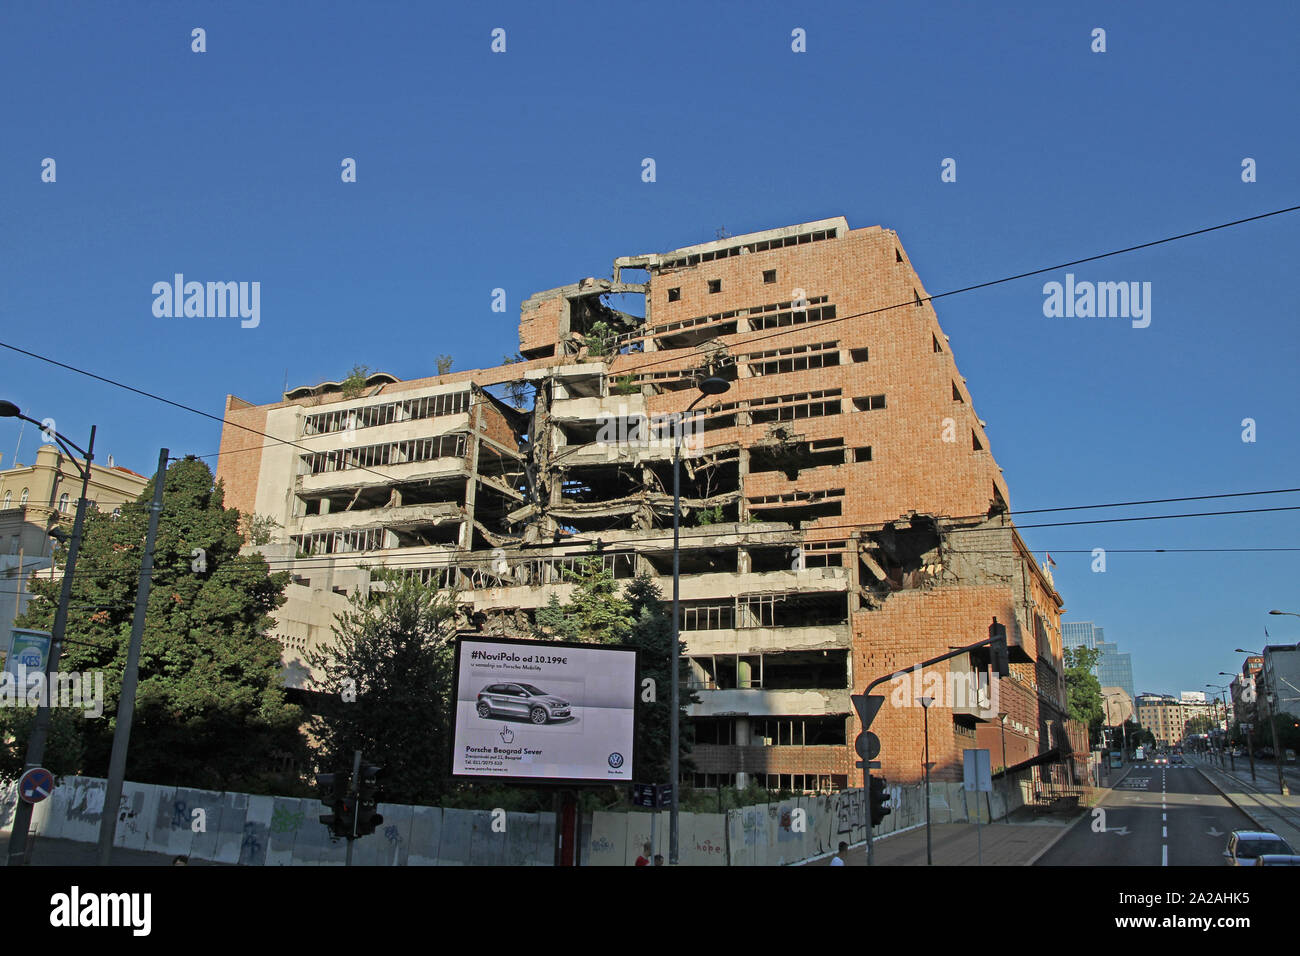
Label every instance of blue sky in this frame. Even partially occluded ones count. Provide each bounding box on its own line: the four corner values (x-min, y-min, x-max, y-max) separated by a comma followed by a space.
2, 1, 1297, 701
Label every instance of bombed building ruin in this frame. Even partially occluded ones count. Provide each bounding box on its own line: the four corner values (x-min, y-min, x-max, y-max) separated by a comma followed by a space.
216, 217, 1074, 790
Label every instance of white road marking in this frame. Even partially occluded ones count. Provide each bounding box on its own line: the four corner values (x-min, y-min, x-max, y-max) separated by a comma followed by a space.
1162, 844, 1168, 866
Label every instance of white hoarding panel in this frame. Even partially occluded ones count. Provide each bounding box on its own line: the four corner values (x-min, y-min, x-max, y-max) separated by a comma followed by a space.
451, 637, 636, 784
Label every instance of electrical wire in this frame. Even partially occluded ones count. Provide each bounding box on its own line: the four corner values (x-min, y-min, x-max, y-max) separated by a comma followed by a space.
6, 204, 1296, 468
13, 495, 1300, 587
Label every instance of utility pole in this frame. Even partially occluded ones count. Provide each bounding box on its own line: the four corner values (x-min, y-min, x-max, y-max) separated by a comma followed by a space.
97, 449, 168, 865
4, 415, 95, 867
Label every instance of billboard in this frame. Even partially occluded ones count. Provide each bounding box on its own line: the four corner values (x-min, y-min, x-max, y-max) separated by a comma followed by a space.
450, 636, 637, 784
4, 629, 52, 678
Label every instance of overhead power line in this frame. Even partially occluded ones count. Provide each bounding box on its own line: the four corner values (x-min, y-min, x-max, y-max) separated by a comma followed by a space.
4, 203, 1296, 471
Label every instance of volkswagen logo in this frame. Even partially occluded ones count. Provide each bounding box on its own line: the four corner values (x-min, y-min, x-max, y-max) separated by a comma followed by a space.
608, 752, 624, 769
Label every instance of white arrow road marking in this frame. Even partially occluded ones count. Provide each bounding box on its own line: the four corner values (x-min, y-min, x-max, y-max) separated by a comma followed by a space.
1208, 827, 1224, 837
1106, 826, 1131, 835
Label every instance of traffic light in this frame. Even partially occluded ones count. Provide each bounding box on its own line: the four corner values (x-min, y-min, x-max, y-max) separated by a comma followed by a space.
354, 765, 384, 837
989, 618, 1010, 679
869, 775, 892, 826
315, 772, 352, 839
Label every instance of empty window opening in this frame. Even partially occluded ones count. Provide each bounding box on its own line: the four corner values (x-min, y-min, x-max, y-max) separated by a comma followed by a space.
300, 433, 467, 475
752, 715, 848, 746
852, 394, 886, 412
853, 446, 873, 463
749, 390, 842, 425
692, 717, 735, 745
668, 287, 681, 302
748, 435, 846, 478
746, 489, 844, 525
914, 289, 923, 307
933, 333, 943, 353
743, 341, 841, 378
850, 348, 869, 363
748, 299, 835, 332
707, 279, 722, 294
303, 391, 472, 437
896, 248, 903, 263
859, 517, 943, 592
680, 601, 736, 631
952, 382, 963, 402
762, 269, 777, 284
799, 539, 846, 569
973, 430, 983, 451
762, 650, 849, 690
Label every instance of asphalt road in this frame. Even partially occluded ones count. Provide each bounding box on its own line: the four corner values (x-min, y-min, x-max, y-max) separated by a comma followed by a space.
1036, 762, 1254, 866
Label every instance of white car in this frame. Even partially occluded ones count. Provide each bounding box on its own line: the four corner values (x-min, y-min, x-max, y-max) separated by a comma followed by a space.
1224, 831, 1296, 866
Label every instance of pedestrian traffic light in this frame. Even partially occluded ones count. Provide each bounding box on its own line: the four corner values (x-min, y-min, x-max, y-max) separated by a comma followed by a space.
869, 775, 892, 826
355, 765, 384, 837
989, 618, 1009, 679
315, 772, 352, 839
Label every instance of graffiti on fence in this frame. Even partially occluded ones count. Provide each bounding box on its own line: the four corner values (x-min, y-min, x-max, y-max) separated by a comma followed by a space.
270, 804, 304, 835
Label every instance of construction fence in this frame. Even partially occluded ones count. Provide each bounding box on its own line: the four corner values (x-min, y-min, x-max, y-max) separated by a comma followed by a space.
1, 768, 1038, 865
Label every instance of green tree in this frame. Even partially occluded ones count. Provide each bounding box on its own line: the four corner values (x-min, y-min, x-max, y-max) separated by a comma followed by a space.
340, 364, 370, 398
624, 573, 697, 784
8, 458, 306, 793
534, 555, 631, 645
1184, 715, 1215, 736
1063, 646, 1104, 744
584, 321, 616, 358
535, 560, 695, 784
307, 570, 458, 805
436, 355, 454, 375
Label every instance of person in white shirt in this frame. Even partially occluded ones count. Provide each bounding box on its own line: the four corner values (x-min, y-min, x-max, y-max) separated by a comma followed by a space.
830, 841, 848, 866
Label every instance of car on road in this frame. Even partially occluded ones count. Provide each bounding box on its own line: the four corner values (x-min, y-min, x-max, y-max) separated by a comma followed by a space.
1224, 831, 1296, 866
1254, 854, 1300, 866
1154, 756, 1168, 766
1170, 754, 1184, 764
475, 682, 572, 724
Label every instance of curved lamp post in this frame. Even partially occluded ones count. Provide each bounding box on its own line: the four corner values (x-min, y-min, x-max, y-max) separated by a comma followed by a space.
669, 376, 730, 864
0, 401, 96, 866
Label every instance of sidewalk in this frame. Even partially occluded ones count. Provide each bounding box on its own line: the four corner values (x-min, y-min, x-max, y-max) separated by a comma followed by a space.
0, 831, 228, 866
1192, 755, 1300, 849
805, 810, 1078, 866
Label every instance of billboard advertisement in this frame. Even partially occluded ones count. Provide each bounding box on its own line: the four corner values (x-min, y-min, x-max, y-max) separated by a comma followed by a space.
3, 628, 52, 678
450, 636, 637, 784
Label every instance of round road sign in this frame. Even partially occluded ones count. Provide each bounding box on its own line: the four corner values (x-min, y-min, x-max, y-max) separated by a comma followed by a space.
18, 767, 55, 804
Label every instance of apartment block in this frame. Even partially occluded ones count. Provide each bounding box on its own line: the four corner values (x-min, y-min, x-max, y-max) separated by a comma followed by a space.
0, 445, 148, 638
216, 217, 1072, 790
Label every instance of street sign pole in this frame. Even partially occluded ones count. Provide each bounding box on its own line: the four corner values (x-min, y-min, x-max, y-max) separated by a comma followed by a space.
346, 749, 361, 867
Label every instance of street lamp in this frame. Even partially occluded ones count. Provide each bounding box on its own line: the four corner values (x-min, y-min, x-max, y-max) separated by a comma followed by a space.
1206, 683, 1233, 770
918, 696, 934, 865
0, 401, 96, 866
1268, 610, 1300, 618
1221, 670, 1259, 783
1234, 646, 1289, 796
669, 375, 729, 865
997, 711, 1010, 823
